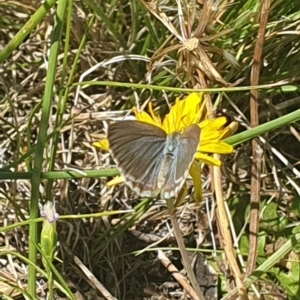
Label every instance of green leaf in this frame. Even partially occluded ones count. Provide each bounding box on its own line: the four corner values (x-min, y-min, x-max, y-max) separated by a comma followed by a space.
260, 202, 288, 233
257, 231, 267, 256
280, 85, 299, 92
271, 250, 300, 299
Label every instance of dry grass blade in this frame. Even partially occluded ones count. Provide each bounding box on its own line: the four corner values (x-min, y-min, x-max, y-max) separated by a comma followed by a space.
213, 157, 248, 300
74, 255, 118, 300
247, 0, 271, 277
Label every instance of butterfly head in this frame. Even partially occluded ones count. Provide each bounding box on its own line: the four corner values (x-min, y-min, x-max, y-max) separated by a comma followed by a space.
165, 132, 181, 154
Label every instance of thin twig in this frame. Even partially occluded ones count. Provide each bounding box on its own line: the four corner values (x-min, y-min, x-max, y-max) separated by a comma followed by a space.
157, 250, 199, 300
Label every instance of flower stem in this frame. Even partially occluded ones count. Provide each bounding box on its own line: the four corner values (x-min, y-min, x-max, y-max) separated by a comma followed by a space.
166, 198, 205, 300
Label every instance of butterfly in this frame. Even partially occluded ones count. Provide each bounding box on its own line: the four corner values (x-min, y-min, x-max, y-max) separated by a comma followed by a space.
107, 120, 200, 199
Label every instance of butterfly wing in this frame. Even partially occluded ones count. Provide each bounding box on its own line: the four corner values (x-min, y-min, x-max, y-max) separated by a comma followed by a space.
107, 120, 167, 197
160, 124, 200, 199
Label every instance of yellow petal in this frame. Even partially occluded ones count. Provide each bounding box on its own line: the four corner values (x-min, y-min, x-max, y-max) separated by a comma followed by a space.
199, 119, 209, 129
199, 117, 227, 131
132, 107, 159, 127
93, 139, 109, 151
201, 130, 222, 141
162, 99, 180, 133
219, 121, 239, 139
180, 93, 203, 120
194, 152, 221, 166
148, 102, 162, 126
210, 117, 227, 129
163, 93, 204, 133
107, 176, 125, 187
200, 141, 233, 154
189, 161, 202, 202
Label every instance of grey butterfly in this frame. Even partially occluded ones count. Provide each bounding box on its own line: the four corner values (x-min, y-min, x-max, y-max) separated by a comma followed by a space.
107, 120, 200, 199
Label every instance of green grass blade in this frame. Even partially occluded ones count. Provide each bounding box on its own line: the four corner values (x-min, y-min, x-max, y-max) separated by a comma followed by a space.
0, 0, 58, 63
225, 109, 300, 146
28, 0, 67, 296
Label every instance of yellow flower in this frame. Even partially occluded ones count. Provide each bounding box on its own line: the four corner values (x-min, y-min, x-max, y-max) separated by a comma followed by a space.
130, 93, 233, 166
94, 93, 236, 200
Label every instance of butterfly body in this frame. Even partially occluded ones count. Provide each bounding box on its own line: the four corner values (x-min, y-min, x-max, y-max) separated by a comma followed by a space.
107, 120, 200, 199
